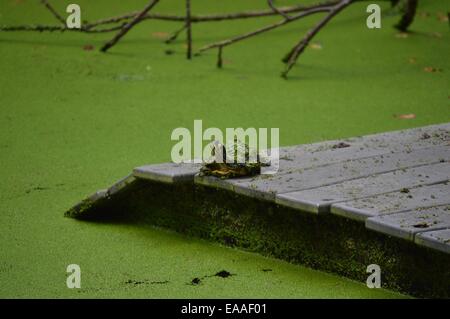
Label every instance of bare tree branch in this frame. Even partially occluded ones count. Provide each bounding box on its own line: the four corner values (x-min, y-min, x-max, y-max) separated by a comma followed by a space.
217, 46, 223, 68
267, 0, 292, 20
85, 2, 339, 28
185, 0, 192, 59
101, 0, 159, 52
196, 6, 332, 54
395, 0, 418, 31
1, 2, 339, 34
41, 0, 66, 25
282, 0, 352, 78
1, 0, 413, 78
165, 24, 186, 44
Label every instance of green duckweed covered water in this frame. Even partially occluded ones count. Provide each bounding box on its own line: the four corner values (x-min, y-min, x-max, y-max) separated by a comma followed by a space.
0, 0, 448, 298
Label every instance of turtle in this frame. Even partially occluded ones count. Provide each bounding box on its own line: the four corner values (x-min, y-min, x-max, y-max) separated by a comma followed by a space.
199, 138, 270, 179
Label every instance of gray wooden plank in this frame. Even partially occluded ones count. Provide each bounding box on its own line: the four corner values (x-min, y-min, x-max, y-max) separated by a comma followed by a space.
331, 182, 450, 222
195, 123, 449, 197
415, 229, 450, 254
275, 122, 449, 173
241, 145, 449, 198
197, 123, 449, 190
196, 145, 450, 201
275, 162, 450, 214
133, 162, 201, 184
365, 205, 450, 242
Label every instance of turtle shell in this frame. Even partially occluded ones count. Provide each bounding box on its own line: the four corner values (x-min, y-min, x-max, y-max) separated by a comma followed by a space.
200, 139, 268, 179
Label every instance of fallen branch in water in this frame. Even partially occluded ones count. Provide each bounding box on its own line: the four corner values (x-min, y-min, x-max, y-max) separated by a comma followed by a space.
41, 0, 66, 25
282, 0, 352, 78
101, 0, 160, 52
196, 1, 343, 77
185, 0, 192, 59
395, 0, 418, 31
0, 1, 338, 34
0, 0, 419, 78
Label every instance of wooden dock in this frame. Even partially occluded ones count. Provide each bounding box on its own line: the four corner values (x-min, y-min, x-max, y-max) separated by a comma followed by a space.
66, 123, 450, 297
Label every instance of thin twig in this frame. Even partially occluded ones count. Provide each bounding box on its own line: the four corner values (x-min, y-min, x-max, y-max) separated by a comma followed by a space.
197, 6, 332, 54
281, 44, 296, 63
165, 24, 186, 44
186, 0, 192, 59
282, 0, 352, 78
101, 0, 159, 52
267, 0, 292, 20
217, 46, 223, 68
41, 0, 66, 25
